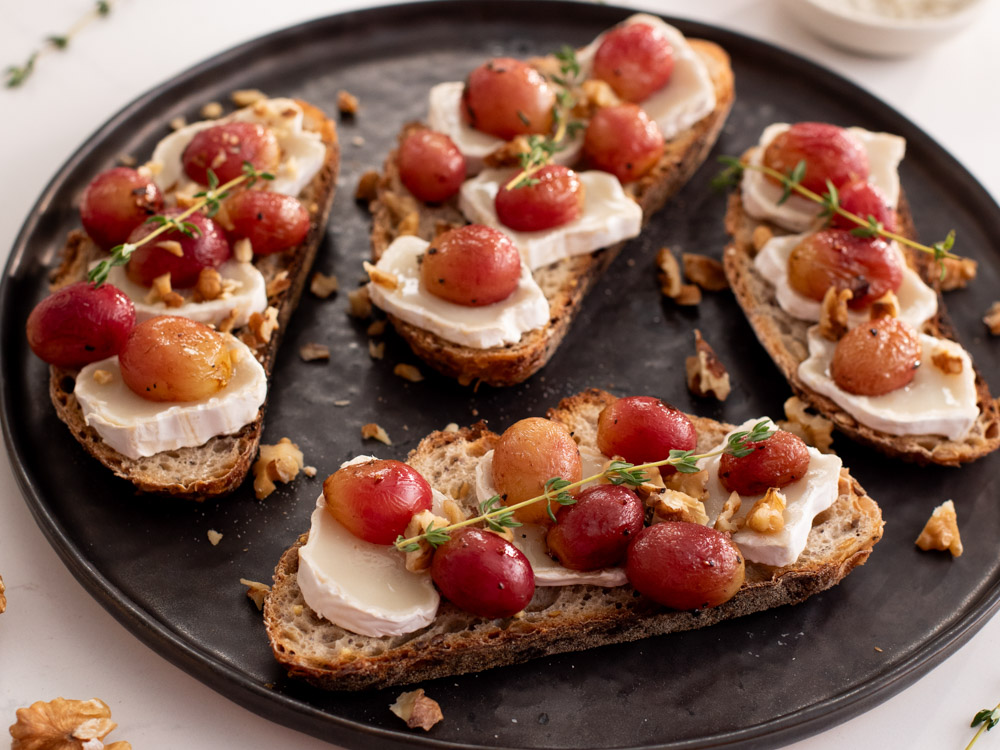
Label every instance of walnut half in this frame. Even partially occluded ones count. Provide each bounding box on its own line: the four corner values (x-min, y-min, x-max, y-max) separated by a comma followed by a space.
252, 438, 305, 499
10, 698, 131, 750
685, 330, 731, 401
389, 689, 443, 731
915, 499, 963, 557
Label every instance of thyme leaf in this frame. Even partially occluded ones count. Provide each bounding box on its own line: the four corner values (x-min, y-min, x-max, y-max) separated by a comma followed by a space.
966, 702, 1000, 750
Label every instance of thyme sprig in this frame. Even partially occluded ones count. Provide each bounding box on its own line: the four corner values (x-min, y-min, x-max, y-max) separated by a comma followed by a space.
504, 46, 586, 191
393, 420, 776, 552
87, 162, 273, 287
967, 703, 1000, 750
6, 1, 114, 88
714, 156, 961, 273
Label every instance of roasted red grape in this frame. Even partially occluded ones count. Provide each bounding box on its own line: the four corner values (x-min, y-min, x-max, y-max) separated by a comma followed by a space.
494, 165, 584, 232
461, 58, 555, 140
80, 167, 164, 250
118, 316, 233, 402
626, 522, 745, 610
762, 122, 869, 194
583, 104, 664, 183
593, 22, 675, 102
830, 316, 921, 396
787, 228, 902, 309
397, 130, 466, 202
431, 527, 535, 618
125, 210, 230, 288
182, 122, 280, 186
222, 191, 309, 255
546, 485, 644, 570
596, 396, 697, 477
26, 282, 135, 368
492, 417, 582, 525
830, 180, 897, 234
322, 459, 432, 545
718, 430, 810, 496
420, 225, 521, 306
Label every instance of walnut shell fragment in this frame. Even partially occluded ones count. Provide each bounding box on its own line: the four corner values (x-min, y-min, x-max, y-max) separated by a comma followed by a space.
685, 329, 731, 401
389, 689, 443, 731
10, 697, 131, 750
915, 499, 963, 557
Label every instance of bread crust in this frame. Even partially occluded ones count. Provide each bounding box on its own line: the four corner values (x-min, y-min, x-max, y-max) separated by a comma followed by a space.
264, 389, 883, 691
45, 99, 340, 499
723, 152, 1000, 465
367, 41, 734, 387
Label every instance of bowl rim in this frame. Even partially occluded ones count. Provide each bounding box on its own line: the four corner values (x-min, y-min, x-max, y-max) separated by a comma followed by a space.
795, 0, 986, 29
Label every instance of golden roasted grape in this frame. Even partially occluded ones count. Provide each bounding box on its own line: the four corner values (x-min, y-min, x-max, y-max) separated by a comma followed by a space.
830, 316, 921, 396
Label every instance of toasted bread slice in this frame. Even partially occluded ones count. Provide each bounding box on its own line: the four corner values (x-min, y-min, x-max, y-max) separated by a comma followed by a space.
263, 389, 883, 691
367, 40, 734, 387
723, 162, 1000, 466
46, 99, 340, 499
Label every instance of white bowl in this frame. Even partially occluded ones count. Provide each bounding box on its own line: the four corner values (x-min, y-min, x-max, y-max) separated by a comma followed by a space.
777, 0, 988, 57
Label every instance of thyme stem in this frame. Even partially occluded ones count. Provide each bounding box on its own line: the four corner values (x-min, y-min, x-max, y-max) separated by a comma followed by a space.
967, 702, 1000, 750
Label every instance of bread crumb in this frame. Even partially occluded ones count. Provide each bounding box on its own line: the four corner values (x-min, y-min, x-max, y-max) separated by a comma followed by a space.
293, 604, 304, 616
207, 529, 223, 546
394, 363, 424, 383
984, 302, 1000, 335
874, 646, 883, 652
347, 287, 373, 319
751, 224, 773, 252
92, 369, 113, 385
334, 399, 351, 407
931, 347, 963, 375
819, 287, 852, 341
940, 257, 977, 291
746, 488, 786, 533
916, 499, 962, 557
356, 170, 380, 202
390, 689, 443, 731
656, 247, 682, 298
869, 290, 899, 321
310, 272, 339, 299
362, 423, 392, 445
200, 101, 224, 119
300, 342, 330, 362
682, 253, 728, 291
170, 116, 187, 131
369, 340, 386, 360
443, 422, 459, 433
253, 438, 305, 499
303, 465, 317, 478
117, 154, 137, 167
366, 319, 387, 336
352, 135, 366, 147
337, 89, 360, 115
779, 396, 835, 453
231, 88, 267, 107
233, 237, 253, 263
685, 330, 731, 401
239, 578, 271, 610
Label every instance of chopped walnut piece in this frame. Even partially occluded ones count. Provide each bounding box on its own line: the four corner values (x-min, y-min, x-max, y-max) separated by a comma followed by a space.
169, 116, 187, 131
931, 347, 963, 375
577, 78, 622, 116
300, 342, 330, 362
745, 488, 787, 533
253, 438, 305, 499
267, 271, 292, 298
394, 363, 424, 383
397, 211, 420, 237
248, 306, 279, 344
983, 302, 1000, 335
207, 529, 223, 546
380, 190, 418, 222
239, 578, 271, 610
682, 253, 728, 291
442, 498, 467, 524
231, 88, 267, 107
156, 240, 184, 257
714, 492, 743, 533
0, 574, 5, 614
303, 465, 317, 478
310, 272, 339, 299
146, 272, 173, 304
200, 101, 224, 119
362, 422, 392, 445
869, 290, 900, 320
347, 287, 373, 318
368, 340, 386, 360
193, 267, 223, 302
117, 154, 137, 167
686, 330, 731, 401
92, 369, 113, 385
664, 469, 709, 503
337, 89, 360, 115
367, 319, 387, 336
651, 490, 709, 525
939, 257, 977, 291
364, 261, 399, 290
390, 689, 444, 731
656, 247, 682, 298
403, 510, 451, 572
355, 170, 380, 202
915, 499, 963, 557
751, 225, 773, 253
483, 135, 532, 169
778, 396, 835, 453
10, 698, 130, 750
216, 308, 239, 334
675, 284, 702, 306
233, 237, 253, 263
443, 422, 459, 433
818, 287, 852, 341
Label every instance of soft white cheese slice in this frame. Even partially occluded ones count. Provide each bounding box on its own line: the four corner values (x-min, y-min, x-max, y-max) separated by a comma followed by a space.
575, 14, 716, 141
752, 231, 938, 329
102, 259, 268, 329
474, 447, 627, 587
741, 123, 906, 233
297, 491, 440, 638
367, 235, 549, 349
701, 418, 843, 568
149, 97, 326, 198
74, 336, 265, 459
798, 326, 979, 440
459, 168, 642, 270
427, 81, 584, 177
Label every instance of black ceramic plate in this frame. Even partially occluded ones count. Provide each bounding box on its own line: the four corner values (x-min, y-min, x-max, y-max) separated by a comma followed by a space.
4, 2, 1000, 748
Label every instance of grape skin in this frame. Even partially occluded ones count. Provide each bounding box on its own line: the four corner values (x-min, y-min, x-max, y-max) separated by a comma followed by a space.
125, 210, 231, 288
494, 165, 584, 232
763, 122, 869, 194
80, 167, 164, 250
420, 225, 521, 307
546, 485, 644, 570
718, 430, 811, 496
593, 23, 675, 103
397, 130, 466, 203
830, 316, 921, 396
583, 104, 664, 183
182, 122, 280, 186
223, 191, 309, 255
461, 58, 555, 140
596, 396, 697, 477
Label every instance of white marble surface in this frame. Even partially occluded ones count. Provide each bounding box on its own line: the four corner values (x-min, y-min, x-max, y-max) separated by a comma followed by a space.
1, 1, 999, 748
